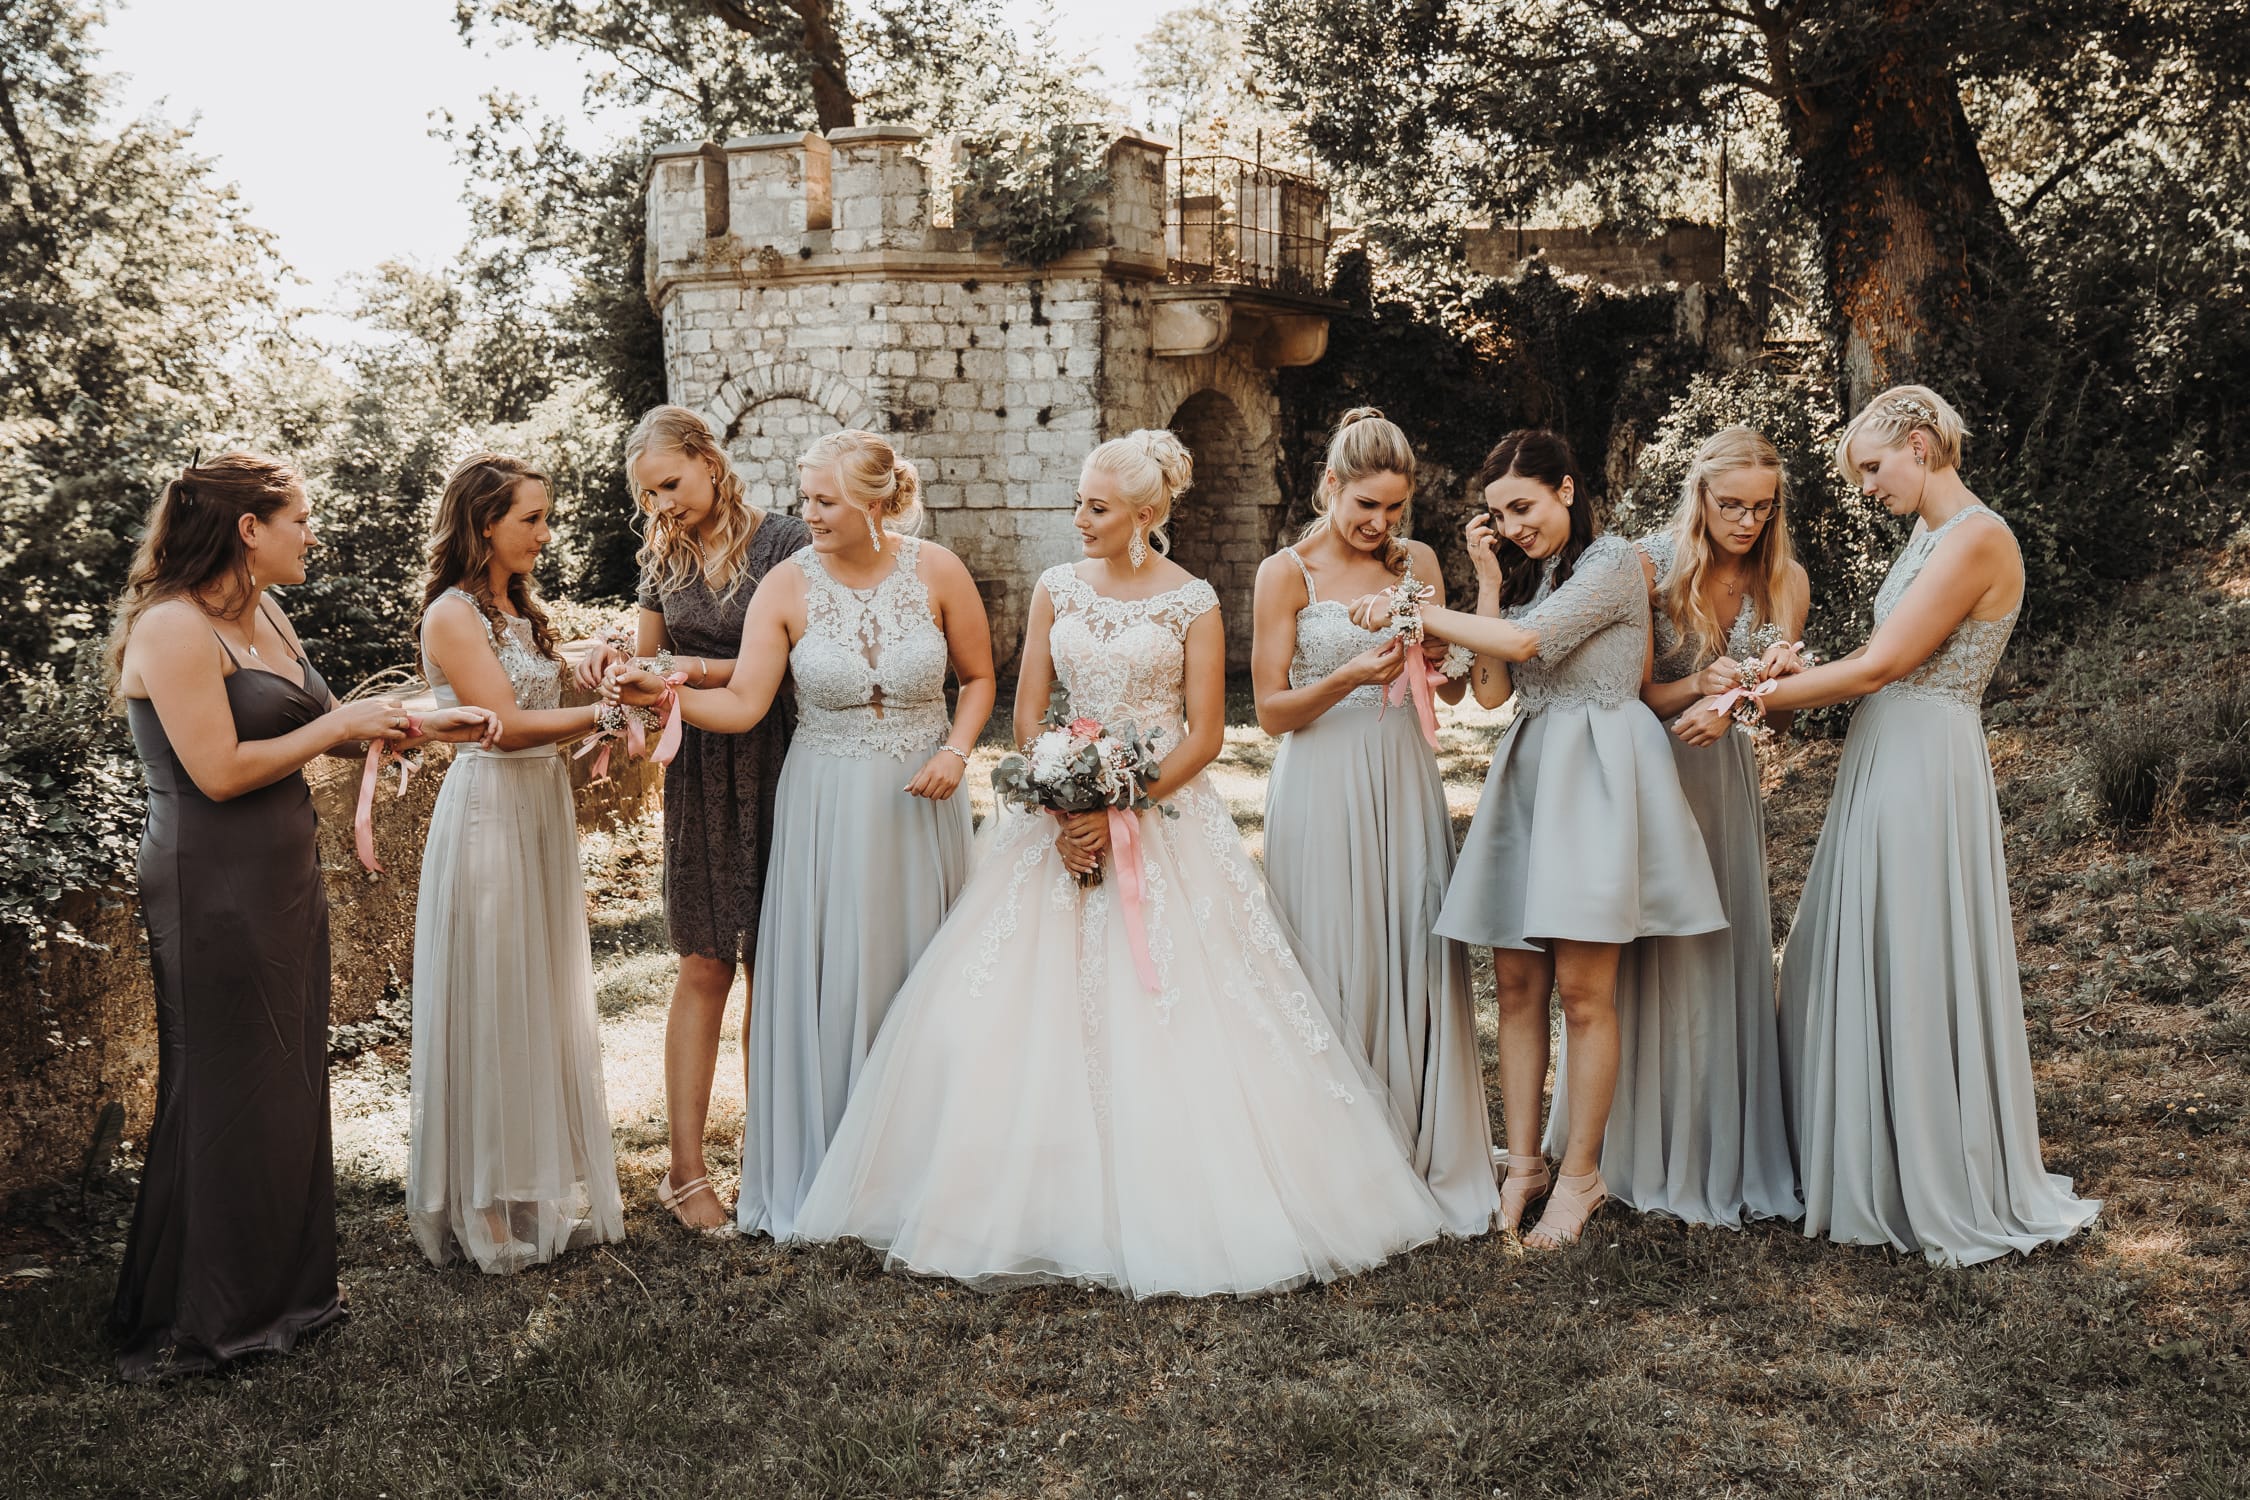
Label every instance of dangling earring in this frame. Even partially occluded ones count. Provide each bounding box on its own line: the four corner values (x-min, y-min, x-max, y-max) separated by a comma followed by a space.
866, 509, 883, 552
1128, 526, 1148, 569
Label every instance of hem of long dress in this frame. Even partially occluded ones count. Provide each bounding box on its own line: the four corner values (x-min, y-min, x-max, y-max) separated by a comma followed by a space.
1621, 1195, 1805, 1231
115, 1293, 346, 1383
408, 1210, 624, 1276
815, 1226, 1446, 1301
1802, 1201, 2100, 1267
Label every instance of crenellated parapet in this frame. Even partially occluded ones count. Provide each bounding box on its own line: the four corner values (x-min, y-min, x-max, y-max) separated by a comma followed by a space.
644, 124, 1170, 307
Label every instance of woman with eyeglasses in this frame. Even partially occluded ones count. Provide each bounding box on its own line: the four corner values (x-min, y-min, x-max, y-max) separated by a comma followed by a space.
573, 405, 809, 1234
1348, 429, 1724, 1247
1544, 426, 1806, 1229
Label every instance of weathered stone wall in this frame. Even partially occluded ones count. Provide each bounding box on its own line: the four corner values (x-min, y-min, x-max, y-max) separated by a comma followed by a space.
0, 664, 658, 1203
1463, 223, 1727, 288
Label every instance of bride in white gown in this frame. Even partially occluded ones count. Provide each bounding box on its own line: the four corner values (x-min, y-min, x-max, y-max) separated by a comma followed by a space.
793, 430, 1452, 1296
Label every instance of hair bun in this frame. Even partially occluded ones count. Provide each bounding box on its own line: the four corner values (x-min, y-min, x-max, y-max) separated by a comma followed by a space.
1128, 429, 1194, 502
1338, 405, 1385, 427
891, 457, 923, 515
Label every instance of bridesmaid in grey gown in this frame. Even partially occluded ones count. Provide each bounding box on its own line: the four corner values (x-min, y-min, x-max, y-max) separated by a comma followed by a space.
1740, 385, 2098, 1265
410, 454, 626, 1273
611, 430, 994, 1239
1254, 408, 1499, 1236
1546, 426, 1805, 1227
1353, 430, 1725, 1247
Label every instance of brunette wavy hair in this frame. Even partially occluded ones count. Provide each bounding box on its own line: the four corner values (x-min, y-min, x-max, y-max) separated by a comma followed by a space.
105, 451, 305, 697
421, 452, 560, 660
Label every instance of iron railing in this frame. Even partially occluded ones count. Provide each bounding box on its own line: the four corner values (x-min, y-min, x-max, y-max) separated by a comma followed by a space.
1165, 154, 1331, 298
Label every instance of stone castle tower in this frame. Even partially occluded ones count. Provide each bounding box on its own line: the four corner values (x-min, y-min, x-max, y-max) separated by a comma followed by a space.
642, 125, 1335, 667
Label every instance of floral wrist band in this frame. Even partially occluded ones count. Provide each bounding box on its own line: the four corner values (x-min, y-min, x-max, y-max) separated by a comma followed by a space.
1438, 644, 1476, 679
1384, 580, 1437, 645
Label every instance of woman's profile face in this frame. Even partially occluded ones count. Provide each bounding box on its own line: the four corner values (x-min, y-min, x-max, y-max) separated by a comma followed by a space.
246, 487, 318, 586
1845, 433, 1926, 517
1483, 472, 1573, 560
800, 462, 877, 556
484, 480, 554, 579
1071, 464, 1148, 562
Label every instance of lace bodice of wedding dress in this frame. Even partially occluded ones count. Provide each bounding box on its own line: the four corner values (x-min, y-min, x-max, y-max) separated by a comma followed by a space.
1041, 564, 1218, 744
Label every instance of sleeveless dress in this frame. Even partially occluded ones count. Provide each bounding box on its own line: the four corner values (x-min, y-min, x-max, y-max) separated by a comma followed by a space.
114, 625, 343, 1379
1262, 548, 1498, 1235
1545, 531, 1799, 1226
1438, 532, 1726, 951
792, 565, 1450, 1297
738, 535, 974, 1238
1779, 505, 2099, 1265
637, 512, 810, 962
406, 593, 625, 1273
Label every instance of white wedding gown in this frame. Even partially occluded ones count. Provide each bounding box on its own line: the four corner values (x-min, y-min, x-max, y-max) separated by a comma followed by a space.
792, 564, 1451, 1296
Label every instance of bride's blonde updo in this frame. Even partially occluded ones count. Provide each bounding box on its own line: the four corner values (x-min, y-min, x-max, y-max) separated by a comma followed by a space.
1083, 429, 1194, 554
800, 429, 924, 538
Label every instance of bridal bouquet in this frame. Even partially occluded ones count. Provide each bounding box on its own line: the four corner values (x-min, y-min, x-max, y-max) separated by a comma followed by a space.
991, 683, 1175, 889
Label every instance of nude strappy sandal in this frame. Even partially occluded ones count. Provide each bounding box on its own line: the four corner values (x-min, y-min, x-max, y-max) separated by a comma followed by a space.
1524, 1169, 1607, 1249
657, 1173, 738, 1238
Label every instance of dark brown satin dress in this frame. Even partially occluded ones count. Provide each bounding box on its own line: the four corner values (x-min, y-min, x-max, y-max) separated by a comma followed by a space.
112, 632, 343, 1379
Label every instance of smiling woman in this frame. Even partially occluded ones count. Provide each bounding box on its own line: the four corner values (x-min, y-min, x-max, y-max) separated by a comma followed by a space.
407, 452, 625, 1275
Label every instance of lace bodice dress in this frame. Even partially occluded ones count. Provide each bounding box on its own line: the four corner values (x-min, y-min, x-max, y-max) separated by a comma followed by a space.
1436, 533, 1725, 952
793, 563, 1452, 1296
738, 533, 974, 1239
408, 588, 623, 1274
1264, 549, 1499, 1234
1779, 502, 2096, 1265
1543, 532, 1801, 1227
789, 535, 952, 758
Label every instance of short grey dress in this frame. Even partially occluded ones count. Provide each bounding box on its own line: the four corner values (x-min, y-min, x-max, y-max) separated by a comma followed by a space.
1437, 532, 1725, 951
1779, 505, 2098, 1266
638, 512, 810, 963
739, 535, 974, 1238
407, 594, 625, 1273
1546, 532, 1799, 1226
1263, 549, 1499, 1235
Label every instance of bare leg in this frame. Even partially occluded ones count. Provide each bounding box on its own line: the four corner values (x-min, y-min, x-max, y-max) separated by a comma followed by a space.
1549, 938, 1623, 1179
662, 953, 739, 1229
1492, 946, 1557, 1160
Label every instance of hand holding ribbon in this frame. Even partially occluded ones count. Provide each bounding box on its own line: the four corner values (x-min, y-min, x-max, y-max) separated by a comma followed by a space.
354, 715, 423, 874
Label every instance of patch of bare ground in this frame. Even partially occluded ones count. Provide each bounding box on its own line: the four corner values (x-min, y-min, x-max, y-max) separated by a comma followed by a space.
4, 551, 2248, 1496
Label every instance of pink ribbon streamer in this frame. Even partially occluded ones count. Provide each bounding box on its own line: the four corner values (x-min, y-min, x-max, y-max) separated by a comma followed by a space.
651, 674, 688, 765
354, 714, 422, 874
1380, 656, 1446, 749
1106, 807, 1161, 994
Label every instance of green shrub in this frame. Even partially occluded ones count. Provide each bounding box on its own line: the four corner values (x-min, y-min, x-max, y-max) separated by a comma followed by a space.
0, 666, 143, 949
2180, 679, 2250, 814
2081, 709, 2181, 829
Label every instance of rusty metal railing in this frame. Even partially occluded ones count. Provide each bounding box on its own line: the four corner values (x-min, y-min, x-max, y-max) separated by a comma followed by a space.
1165, 153, 1331, 298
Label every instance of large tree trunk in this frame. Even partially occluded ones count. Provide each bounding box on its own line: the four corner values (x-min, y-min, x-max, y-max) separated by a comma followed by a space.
705, 0, 856, 131
1777, 39, 2019, 413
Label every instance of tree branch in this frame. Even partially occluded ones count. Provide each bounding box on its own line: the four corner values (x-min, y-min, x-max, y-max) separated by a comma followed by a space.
2011, 112, 2142, 222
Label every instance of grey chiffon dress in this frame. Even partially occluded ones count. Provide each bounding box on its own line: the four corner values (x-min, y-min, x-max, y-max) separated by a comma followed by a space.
406, 594, 624, 1273
1437, 532, 1725, 952
738, 535, 974, 1238
1262, 549, 1499, 1235
1779, 505, 2098, 1265
638, 512, 810, 962
113, 620, 344, 1379
1545, 531, 1799, 1226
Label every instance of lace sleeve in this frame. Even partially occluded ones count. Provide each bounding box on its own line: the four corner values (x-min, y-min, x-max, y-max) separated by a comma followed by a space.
1637, 530, 1678, 590
1150, 579, 1220, 641
1519, 535, 1640, 666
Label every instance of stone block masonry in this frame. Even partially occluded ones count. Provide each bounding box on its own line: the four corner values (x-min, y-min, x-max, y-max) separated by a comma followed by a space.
645, 125, 1310, 672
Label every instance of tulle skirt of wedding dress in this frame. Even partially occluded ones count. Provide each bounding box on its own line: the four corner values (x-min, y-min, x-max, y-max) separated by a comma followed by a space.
793, 775, 1450, 1297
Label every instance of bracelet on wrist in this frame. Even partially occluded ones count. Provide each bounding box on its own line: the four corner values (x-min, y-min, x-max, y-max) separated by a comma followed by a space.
937, 743, 970, 765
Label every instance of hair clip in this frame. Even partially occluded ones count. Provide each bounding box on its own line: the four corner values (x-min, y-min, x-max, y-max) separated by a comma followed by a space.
1882, 396, 1937, 425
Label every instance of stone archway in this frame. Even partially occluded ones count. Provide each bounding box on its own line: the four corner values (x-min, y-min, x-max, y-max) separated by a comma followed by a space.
702, 362, 879, 512
1164, 387, 1279, 673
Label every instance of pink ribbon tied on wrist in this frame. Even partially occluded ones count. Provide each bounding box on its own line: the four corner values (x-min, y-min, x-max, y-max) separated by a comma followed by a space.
574, 669, 689, 785
1106, 807, 1162, 994
354, 715, 423, 874
1374, 581, 1444, 749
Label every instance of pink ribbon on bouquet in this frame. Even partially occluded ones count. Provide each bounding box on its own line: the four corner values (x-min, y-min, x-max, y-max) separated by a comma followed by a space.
574, 669, 688, 784
1106, 807, 1162, 994
1703, 640, 1810, 718
1379, 655, 1446, 749
354, 715, 423, 874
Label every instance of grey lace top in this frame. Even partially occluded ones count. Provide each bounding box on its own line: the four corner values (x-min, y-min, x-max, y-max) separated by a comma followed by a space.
1283, 547, 1420, 710
1503, 532, 1650, 713
425, 588, 562, 757
1639, 530, 1777, 684
1871, 504, 2018, 709
790, 535, 952, 758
